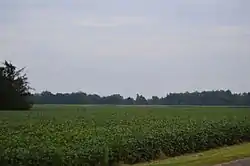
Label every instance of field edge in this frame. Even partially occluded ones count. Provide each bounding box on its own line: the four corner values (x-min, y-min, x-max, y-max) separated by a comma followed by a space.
131, 142, 250, 166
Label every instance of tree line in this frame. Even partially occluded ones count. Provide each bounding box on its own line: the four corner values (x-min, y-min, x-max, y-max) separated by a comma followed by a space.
1, 61, 250, 110
33, 90, 250, 106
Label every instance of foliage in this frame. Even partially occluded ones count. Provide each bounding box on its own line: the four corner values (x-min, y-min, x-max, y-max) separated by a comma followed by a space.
135, 94, 148, 105
0, 61, 32, 110
0, 106, 250, 165
33, 90, 250, 106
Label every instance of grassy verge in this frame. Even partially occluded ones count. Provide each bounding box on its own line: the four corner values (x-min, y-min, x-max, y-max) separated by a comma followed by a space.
133, 143, 250, 166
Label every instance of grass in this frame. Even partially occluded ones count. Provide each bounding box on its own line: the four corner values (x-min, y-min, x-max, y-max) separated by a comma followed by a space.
135, 142, 250, 166
0, 105, 250, 165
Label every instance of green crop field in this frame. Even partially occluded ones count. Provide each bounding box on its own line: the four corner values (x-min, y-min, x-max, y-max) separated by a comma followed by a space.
0, 105, 250, 166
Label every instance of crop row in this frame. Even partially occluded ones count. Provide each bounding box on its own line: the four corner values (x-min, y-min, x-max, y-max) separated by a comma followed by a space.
0, 107, 250, 165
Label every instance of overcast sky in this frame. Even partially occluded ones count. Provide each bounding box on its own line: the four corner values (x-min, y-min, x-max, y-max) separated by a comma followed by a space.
1, 0, 250, 97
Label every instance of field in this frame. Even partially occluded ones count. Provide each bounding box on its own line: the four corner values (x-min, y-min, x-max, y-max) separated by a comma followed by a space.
0, 105, 250, 166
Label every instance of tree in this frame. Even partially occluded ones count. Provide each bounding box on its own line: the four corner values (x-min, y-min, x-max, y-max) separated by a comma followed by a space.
0, 61, 32, 110
148, 96, 160, 105
135, 94, 148, 105
123, 97, 135, 105
102, 94, 124, 105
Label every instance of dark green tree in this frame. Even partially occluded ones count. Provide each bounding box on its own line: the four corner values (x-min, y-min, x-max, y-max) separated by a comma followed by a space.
123, 97, 135, 105
0, 61, 32, 110
135, 94, 148, 105
148, 96, 160, 105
